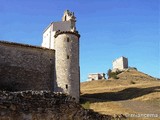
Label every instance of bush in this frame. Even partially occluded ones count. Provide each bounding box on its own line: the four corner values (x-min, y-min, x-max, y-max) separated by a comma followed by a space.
112, 74, 119, 79
132, 67, 137, 70
115, 69, 122, 74
81, 101, 90, 109
107, 69, 120, 79
107, 69, 112, 79
130, 81, 136, 84
129, 67, 137, 70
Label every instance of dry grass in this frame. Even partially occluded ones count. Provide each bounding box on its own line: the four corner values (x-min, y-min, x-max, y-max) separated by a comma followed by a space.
80, 69, 160, 120
90, 101, 135, 115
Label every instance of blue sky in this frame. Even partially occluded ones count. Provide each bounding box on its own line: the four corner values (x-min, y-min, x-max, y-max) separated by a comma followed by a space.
0, 0, 159, 81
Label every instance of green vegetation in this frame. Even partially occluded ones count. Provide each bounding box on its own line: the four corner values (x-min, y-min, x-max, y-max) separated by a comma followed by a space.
131, 67, 137, 70
107, 69, 122, 79
130, 81, 136, 84
81, 101, 90, 109
80, 97, 90, 109
81, 69, 159, 119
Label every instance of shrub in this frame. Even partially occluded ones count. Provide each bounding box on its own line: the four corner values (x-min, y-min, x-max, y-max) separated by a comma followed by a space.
129, 67, 137, 70
132, 67, 137, 70
81, 101, 90, 109
107, 69, 112, 79
115, 69, 122, 74
107, 69, 120, 79
130, 81, 136, 84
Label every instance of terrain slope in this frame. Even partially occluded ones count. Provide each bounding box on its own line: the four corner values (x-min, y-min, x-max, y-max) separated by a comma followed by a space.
81, 69, 160, 120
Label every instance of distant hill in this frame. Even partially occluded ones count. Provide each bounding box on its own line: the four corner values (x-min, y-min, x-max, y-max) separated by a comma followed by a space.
80, 69, 160, 120
115, 69, 156, 81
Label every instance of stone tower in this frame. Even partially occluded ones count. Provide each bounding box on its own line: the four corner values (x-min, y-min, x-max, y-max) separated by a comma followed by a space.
42, 10, 80, 102
112, 56, 128, 71
54, 11, 80, 102
54, 31, 80, 102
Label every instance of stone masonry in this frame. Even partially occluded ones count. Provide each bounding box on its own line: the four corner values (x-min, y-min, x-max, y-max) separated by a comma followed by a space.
0, 41, 55, 91
42, 10, 80, 102
87, 73, 106, 81
54, 31, 80, 102
0, 10, 80, 102
112, 56, 128, 71
0, 90, 113, 120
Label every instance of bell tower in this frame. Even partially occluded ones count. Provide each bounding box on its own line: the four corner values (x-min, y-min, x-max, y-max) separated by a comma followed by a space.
54, 10, 80, 102
42, 10, 80, 102
62, 10, 76, 31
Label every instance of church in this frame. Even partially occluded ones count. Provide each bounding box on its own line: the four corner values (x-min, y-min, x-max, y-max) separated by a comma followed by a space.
0, 10, 80, 102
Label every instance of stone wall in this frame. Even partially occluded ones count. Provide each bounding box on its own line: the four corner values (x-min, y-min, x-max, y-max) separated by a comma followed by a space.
54, 31, 80, 102
42, 21, 72, 49
88, 73, 106, 81
113, 56, 128, 71
0, 41, 55, 91
0, 90, 113, 120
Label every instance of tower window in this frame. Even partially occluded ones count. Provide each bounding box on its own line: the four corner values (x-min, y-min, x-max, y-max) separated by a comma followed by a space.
67, 55, 69, 59
66, 84, 68, 89
67, 37, 69, 42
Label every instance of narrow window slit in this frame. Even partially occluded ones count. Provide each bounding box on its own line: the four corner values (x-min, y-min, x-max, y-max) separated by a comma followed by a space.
66, 84, 68, 89
67, 55, 69, 59
67, 37, 69, 42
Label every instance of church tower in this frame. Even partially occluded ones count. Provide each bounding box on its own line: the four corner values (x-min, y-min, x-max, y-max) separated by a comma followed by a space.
42, 10, 80, 102
54, 10, 80, 102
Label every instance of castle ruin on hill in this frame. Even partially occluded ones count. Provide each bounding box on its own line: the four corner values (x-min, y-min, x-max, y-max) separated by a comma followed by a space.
87, 56, 128, 81
0, 10, 80, 102
112, 56, 128, 72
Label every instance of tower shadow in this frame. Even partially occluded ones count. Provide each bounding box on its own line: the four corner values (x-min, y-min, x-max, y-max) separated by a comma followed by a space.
80, 86, 160, 103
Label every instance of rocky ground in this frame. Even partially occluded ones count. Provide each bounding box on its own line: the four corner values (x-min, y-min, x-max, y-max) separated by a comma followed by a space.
0, 90, 115, 120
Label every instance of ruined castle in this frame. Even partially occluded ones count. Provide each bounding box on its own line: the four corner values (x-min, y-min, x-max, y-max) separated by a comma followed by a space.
112, 56, 128, 71
0, 10, 80, 102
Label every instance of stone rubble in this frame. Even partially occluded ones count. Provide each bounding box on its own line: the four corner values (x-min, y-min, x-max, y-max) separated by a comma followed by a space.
0, 90, 115, 120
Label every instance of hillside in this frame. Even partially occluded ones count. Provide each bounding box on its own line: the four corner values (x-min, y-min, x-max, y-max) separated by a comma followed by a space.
80, 69, 160, 120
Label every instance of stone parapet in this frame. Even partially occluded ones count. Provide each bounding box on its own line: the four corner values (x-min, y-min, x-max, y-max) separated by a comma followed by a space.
54, 30, 80, 38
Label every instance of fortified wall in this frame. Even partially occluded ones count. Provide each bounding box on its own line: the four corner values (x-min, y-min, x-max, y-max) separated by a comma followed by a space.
0, 41, 55, 91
